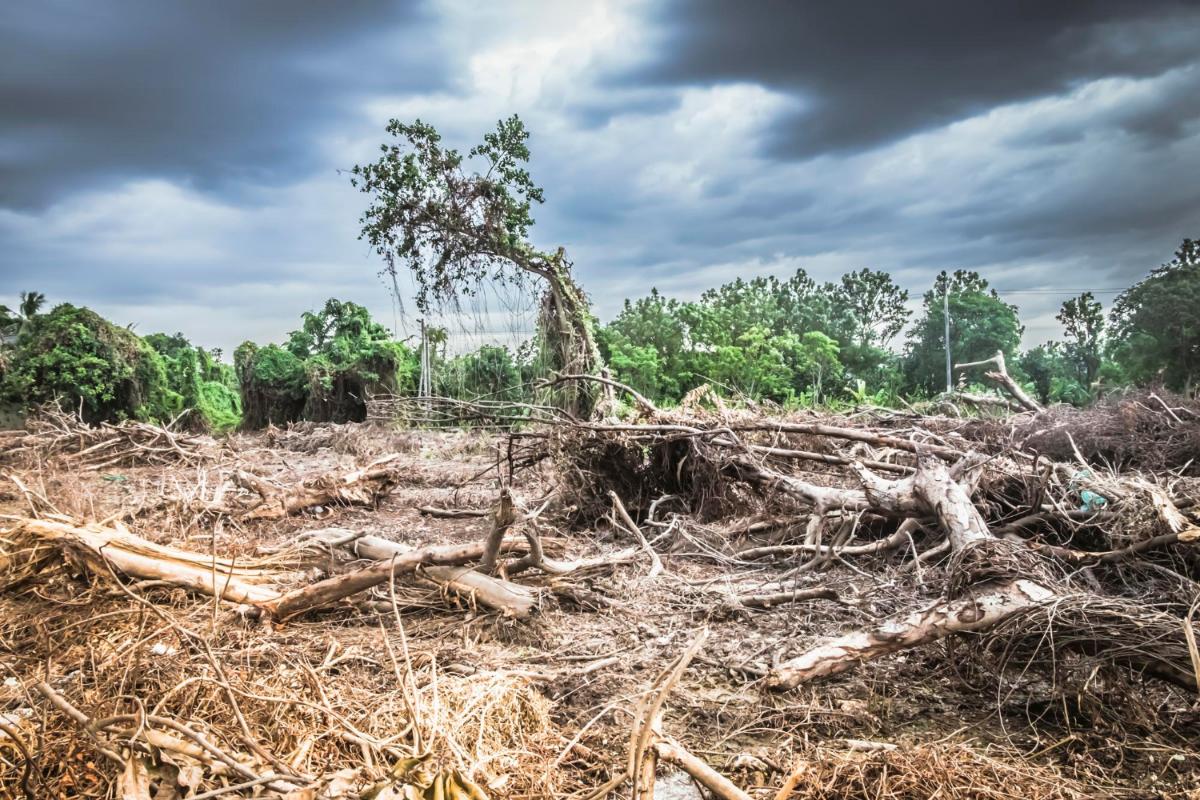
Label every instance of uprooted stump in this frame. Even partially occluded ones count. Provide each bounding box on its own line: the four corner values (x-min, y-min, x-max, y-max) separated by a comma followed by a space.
729, 455, 1199, 692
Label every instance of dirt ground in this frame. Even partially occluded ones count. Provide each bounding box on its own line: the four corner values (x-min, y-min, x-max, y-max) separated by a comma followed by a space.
2, 420, 1199, 799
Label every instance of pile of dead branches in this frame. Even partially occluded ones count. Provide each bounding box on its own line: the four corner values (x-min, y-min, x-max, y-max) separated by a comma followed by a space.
964, 388, 1200, 474
520, 379, 1200, 692
1, 405, 217, 469
262, 420, 421, 458
4, 382, 1200, 799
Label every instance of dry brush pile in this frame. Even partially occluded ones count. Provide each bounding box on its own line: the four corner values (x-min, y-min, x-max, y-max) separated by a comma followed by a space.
2, 389, 1200, 799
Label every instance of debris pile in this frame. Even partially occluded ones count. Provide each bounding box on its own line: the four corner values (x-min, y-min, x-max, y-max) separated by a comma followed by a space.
2, 387, 1199, 797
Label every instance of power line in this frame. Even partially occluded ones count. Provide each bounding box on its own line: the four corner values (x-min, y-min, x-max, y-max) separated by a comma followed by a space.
992, 288, 1128, 294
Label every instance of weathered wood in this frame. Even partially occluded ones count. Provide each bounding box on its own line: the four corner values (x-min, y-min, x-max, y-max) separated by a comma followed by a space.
653, 736, 753, 800
234, 454, 403, 520
303, 529, 536, 618
422, 565, 536, 617
264, 538, 525, 621
479, 488, 517, 573
14, 518, 286, 605
767, 579, 1055, 688
956, 350, 1043, 413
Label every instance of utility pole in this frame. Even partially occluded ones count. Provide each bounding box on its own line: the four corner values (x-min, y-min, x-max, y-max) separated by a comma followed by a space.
943, 281, 952, 394
418, 318, 429, 400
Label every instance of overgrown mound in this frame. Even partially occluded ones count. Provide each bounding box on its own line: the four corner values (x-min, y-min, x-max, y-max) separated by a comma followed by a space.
235, 299, 417, 428
0, 303, 175, 422
145, 332, 241, 432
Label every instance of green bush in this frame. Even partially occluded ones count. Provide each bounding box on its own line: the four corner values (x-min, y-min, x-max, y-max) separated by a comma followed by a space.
235, 299, 416, 428
0, 303, 176, 422
145, 332, 242, 431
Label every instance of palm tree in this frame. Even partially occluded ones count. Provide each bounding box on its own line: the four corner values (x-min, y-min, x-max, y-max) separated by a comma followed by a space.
0, 304, 16, 336
14, 291, 45, 337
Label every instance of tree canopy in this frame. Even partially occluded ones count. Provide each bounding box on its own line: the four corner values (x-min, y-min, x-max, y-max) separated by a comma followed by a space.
1109, 239, 1200, 393
903, 270, 1023, 396
351, 116, 600, 414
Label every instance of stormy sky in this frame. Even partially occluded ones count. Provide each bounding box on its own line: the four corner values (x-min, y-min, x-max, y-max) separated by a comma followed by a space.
2, 0, 1198, 354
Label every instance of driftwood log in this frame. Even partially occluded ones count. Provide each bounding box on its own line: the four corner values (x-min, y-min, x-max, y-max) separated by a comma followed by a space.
299, 529, 537, 618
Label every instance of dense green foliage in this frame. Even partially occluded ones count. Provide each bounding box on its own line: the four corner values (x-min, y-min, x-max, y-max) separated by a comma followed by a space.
236, 299, 417, 428
902, 270, 1023, 396
1109, 239, 1200, 393
598, 238, 1198, 408
435, 344, 524, 402
2, 237, 1196, 427
597, 269, 907, 405
144, 332, 241, 432
0, 301, 241, 430
0, 303, 176, 422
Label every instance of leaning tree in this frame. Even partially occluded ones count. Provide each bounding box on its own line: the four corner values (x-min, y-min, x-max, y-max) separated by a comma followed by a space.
351, 116, 602, 416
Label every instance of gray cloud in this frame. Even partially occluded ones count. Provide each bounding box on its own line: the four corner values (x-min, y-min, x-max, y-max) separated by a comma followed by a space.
1, 0, 1199, 358
623, 0, 1200, 158
0, 0, 440, 208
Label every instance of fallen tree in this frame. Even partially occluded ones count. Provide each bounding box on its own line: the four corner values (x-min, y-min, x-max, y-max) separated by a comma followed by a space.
4, 517, 289, 605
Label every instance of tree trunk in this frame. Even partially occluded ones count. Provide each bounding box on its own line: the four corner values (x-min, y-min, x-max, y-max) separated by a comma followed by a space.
767, 579, 1054, 688
264, 538, 527, 621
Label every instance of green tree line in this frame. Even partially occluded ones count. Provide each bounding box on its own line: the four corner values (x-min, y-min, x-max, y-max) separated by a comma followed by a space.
599, 237, 1200, 407
1, 236, 1196, 428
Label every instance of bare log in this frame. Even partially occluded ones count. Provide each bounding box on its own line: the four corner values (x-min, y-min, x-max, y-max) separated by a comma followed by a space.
956, 350, 1043, 413
733, 586, 841, 609
727, 420, 964, 460
417, 506, 488, 518
1030, 526, 1200, 565
610, 490, 663, 578
264, 538, 526, 621
738, 518, 922, 561
11, 518, 286, 605
421, 565, 537, 618
302, 529, 537, 618
767, 579, 1055, 688
953, 390, 1022, 413
652, 737, 753, 800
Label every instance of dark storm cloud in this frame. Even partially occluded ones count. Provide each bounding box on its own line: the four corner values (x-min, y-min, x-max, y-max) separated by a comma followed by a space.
626, 0, 1200, 157
0, 0, 439, 208
2, 0, 1199, 355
